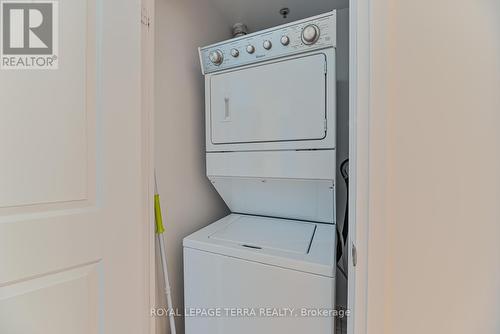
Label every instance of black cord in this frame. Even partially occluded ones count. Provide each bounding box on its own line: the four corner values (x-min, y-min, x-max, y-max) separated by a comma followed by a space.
340, 159, 349, 245
337, 261, 348, 279
336, 159, 349, 264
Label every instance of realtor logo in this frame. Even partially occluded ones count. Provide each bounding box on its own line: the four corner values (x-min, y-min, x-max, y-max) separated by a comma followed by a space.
1, 0, 58, 69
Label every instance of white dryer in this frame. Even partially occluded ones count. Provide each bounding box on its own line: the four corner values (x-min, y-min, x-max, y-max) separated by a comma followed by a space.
185, 11, 338, 334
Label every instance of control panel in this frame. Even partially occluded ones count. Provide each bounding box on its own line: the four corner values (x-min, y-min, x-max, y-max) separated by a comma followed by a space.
199, 11, 336, 74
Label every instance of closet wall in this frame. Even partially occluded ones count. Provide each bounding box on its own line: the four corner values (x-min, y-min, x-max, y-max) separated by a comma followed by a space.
154, 1, 230, 333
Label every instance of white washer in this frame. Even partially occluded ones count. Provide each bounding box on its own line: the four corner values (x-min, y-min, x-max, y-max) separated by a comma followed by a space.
184, 214, 336, 334
185, 11, 338, 334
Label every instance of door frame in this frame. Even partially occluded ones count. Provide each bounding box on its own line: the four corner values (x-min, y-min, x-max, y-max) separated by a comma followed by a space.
348, 0, 375, 333
140, 0, 156, 333
140, 0, 376, 332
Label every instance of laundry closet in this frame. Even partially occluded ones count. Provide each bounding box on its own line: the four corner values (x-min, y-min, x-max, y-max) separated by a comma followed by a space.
154, 1, 350, 333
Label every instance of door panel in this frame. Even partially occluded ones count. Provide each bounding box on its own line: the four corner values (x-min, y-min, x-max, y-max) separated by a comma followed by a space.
0, 0, 91, 208
0, 0, 98, 284
210, 54, 327, 144
0, 0, 148, 333
0, 264, 99, 334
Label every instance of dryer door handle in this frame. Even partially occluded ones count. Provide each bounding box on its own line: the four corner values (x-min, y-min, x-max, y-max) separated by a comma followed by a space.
224, 97, 230, 121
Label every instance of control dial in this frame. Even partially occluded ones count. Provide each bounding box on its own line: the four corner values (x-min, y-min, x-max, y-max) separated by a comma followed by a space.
301, 24, 320, 45
230, 48, 239, 57
280, 35, 290, 46
209, 49, 224, 65
246, 45, 255, 54
263, 40, 272, 50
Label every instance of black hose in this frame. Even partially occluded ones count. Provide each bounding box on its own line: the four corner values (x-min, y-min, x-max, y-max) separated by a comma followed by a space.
336, 159, 349, 264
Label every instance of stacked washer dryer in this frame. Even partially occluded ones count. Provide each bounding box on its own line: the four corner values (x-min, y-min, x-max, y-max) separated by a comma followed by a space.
184, 11, 338, 334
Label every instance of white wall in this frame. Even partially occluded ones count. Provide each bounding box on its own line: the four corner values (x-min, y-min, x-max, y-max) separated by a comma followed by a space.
367, 0, 500, 333
154, 1, 230, 333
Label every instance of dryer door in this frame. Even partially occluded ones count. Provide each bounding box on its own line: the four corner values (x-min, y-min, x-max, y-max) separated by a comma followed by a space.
210, 53, 327, 145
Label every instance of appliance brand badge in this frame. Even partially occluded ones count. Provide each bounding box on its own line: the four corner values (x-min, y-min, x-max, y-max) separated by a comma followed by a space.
1, 0, 58, 69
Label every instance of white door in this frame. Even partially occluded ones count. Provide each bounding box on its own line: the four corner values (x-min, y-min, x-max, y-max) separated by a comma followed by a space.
0, 0, 150, 333
209, 53, 327, 144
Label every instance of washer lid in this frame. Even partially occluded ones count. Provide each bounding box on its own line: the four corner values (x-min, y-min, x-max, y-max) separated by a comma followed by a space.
209, 215, 316, 254
184, 214, 336, 277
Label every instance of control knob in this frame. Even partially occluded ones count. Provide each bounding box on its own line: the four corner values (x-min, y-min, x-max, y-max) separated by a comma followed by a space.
209, 49, 223, 65
280, 35, 290, 46
263, 40, 272, 50
301, 24, 320, 45
230, 48, 239, 57
246, 45, 255, 54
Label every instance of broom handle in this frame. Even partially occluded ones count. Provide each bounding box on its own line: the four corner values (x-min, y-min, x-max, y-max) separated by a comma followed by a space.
158, 233, 176, 334
154, 172, 176, 334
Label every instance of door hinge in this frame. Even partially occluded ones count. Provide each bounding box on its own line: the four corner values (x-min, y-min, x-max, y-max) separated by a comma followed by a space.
352, 243, 357, 267
324, 61, 327, 74
141, 6, 151, 28
324, 118, 327, 131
